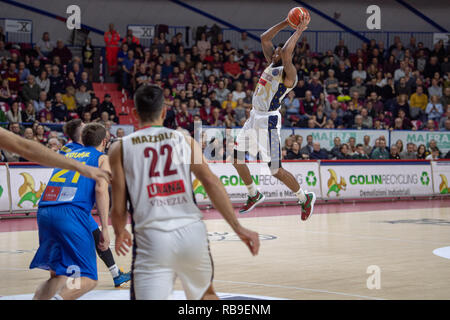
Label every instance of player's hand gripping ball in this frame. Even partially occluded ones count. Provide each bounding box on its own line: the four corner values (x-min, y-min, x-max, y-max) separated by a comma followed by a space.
287, 7, 311, 29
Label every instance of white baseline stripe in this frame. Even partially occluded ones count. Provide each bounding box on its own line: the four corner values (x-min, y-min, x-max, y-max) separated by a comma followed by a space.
213, 279, 386, 300
0, 267, 384, 300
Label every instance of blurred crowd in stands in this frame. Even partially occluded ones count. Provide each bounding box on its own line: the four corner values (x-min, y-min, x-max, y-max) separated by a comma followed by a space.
0, 22, 449, 162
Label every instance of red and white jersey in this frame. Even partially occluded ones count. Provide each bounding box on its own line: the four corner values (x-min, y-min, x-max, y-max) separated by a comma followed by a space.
252, 63, 297, 113
122, 126, 202, 232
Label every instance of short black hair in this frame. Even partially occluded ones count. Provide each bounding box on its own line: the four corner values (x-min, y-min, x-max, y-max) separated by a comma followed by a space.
64, 119, 83, 142
81, 123, 106, 147
134, 84, 164, 122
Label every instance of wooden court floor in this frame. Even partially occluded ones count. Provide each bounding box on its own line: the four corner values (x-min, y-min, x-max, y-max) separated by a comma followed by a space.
0, 199, 449, 300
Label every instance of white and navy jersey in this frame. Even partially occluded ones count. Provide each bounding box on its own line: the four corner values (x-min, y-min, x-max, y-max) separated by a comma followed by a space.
252, 63, 297, 113
122, 126, 202, 232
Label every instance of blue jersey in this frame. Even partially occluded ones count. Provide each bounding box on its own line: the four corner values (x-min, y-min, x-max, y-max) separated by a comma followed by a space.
39, 146, 103, 213
59, 141, 83, 155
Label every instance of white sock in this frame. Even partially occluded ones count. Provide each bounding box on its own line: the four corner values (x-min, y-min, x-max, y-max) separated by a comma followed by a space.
295, 188, 306, 203
246, 182, 258, 197
109, 265, 120, 278
51, 294, 63, 300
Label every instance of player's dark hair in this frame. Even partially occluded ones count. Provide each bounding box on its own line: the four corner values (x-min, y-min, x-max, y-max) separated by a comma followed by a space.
64, 119, 83, 142
134, 84, 165, 122
82, 123, 106, 147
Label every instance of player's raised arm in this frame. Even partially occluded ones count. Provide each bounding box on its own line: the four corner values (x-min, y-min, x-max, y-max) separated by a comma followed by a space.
188, 135, 260, 256
108, 140, 132, 256
280, 18, 310, 88
260, 20, 289, 64
0, 127, 111, 184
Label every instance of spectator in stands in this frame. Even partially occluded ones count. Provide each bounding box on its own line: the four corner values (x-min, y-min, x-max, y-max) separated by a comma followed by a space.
75, 83, 91, 109
34, 124, 48, 145
352, 144, 369, 159
35, 70, 50, 94
329, 137, 342, 159
38, 99, 54, 123
51, 40, 73, 66
307, 76, 323, 99
80, 37, 95, 81
350, 77, 366, 98
361, 108, 373, 129
175, 102, 193, 130
300, 135, 314, 157
197, 33, 211, 56
82, 111, 92, 123
21, 101, 36, 123
18, 61, 30, 86
371, 139, 390, 159
116, 128, 125, 138
237, 31, 253, 55
100, 93, 118, 123
416, 144, 427, 159
352, 63, 367, 82
285, 141, 303, 160
425, 95, 444, 121
52, 95, 68, 123
442, 118, 450, 132
22, 75, 41, 103
0, 79, 12, 105
214, 80, 230, 104
49, 65, 65, 97
121, 50, 135, 91
6, 101, 22, 123
337, 143, 352, 159
5, 62, 20, 94
232, 82, 246, 102
334, 39, 349, 59
325, 69, 339, 96
62, 86, 77, 113
409, 86, 428, 120
424, 119, 437, 131
32, 91, 47, 114
0, 40, 10, 60
35, 32, 55, 58
362, 135, 372, 155
223, 54, 241, 81
424, 56, 440, 80
428, 78, 443, 98
309, 142, 329, 160
23, 127, 35, 141
400, 143, 417, 159
389, 145, 401, 159
441, 87, 450, 107
284, 91, 300, 116
426, 147, 440, 160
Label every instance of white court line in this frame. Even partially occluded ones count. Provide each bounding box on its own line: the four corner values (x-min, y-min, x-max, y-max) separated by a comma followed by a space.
0, 267, 384, 300
213, 279, 385, 300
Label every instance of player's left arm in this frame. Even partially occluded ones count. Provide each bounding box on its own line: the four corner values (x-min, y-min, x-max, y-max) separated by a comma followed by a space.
108, 140, 132, 256
280, 19, 310, 88
95, 154, 112, 251
0, 127, 111, 184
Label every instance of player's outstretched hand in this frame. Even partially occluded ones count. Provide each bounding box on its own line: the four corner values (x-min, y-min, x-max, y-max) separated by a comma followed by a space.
99, 228, 110, 251
80, 165, 112, 184
236, 226, 260, 256
296, 16, 310, 32
115, 229, 132, 256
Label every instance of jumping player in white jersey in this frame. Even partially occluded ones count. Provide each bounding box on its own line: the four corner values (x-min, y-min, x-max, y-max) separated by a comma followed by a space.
233, 17, 317, 219
109, 85, 260, 300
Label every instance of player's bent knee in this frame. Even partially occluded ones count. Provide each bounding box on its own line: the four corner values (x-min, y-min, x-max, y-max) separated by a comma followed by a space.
268, 161, 283, 176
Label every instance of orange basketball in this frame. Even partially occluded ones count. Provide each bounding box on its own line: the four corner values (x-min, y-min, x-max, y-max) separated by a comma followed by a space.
287, 7, 310, 29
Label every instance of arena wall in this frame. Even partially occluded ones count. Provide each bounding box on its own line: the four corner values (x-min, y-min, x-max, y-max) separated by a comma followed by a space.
1, 0, 449, 45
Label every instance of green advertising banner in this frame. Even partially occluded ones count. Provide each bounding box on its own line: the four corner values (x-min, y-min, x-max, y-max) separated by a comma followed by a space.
293, 129, 389, 150
391, 131, 450, 153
